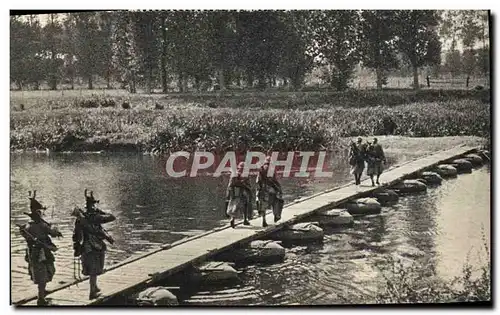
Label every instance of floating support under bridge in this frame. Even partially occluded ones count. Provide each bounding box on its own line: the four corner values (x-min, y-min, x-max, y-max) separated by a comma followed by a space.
15, 145, 480, 306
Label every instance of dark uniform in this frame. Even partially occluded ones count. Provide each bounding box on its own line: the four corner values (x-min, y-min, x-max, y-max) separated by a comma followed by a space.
256, 160, 283, 198
19, 192, 62, 305
256, 158, 284, 224
366, 138, 386, 186
72, 190, 116, 300
225, 163, 253, 228
349, 138, 367, 185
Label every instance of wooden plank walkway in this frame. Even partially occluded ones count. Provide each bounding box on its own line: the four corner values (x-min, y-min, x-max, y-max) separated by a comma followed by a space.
16, 145, 478, 306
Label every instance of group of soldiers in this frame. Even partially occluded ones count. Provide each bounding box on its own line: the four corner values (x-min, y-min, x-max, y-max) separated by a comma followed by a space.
225, 156, 283, 228
18, 159, 281, 305
18, 139, 384, 305
349, 137, 387, 187
17, 190, 115, 305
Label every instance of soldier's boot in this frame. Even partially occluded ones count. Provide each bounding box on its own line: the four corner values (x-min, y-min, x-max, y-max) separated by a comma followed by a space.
37, 298, 49, 306
89, 291, 101, 300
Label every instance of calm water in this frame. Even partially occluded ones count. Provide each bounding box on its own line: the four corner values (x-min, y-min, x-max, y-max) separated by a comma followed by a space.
10, 153, 490, 304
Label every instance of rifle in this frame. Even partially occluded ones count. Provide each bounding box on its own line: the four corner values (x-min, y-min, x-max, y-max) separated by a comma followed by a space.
73, 207, 115, 245
17, 224, 58, 252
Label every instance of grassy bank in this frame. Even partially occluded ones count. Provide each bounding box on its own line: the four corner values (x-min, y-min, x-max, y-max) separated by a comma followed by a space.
10, 99, 490, 153
11, 88, 490, 112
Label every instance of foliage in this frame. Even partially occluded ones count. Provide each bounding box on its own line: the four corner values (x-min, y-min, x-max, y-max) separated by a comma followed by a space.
359, 10, 399, 89
10, 11, 490, 92
311, 10, 361, 91
10, 98, 489, 153
73, 12, 101, 89
394, 10, 442, 88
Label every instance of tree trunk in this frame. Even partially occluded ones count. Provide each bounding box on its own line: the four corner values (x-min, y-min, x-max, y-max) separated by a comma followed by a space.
129, 71, 136, 93
161, 17, 168, 93
218, 70, 226, 91
257, 74, 266, 90
195, 76, 200, 92
49, 58, 57, 90
375, 67, 383, 90
247, 73, 254, 88
145, 67, 152, 94
178, 73, 183, 93
49, 59, 57, 90
412, 66, 419, 90
88, 75, 93, 90
106, 69, 111, 89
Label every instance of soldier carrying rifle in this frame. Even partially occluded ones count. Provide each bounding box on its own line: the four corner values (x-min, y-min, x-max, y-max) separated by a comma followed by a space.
72, 189, 116, 300
18, 191, 62, 306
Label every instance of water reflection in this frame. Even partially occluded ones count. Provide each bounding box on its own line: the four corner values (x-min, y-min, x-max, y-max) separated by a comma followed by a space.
10, 153, 490, 304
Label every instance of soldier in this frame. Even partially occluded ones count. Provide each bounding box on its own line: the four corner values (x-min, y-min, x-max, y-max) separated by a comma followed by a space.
18, 191, 62, 306
366, 138, 386, 186
256, 156, 284, 225
349, 137, 367, 186
225, 162, 253, 228
72, 189, 116, 300
256, 156, 283, 200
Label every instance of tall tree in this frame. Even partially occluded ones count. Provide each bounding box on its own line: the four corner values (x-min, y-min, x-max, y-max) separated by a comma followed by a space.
462, 48, 477, 78
130, 10, 160, 94
74, 12, 100, 89
235, 11, 285, 89
111, 11, 140, 93
41, 14, 63, 90
205, 10, 239, 91
96, 11, 115, 89
443, 46, 463, 77
10, 16, 29, 89
26, 15, 45, 89
159, 11, 169, 93
62, 14, 77, 89
395, 10, 442, 89
276, 11, 315, 90
359, 10, 399, 89
311, 10, 361, 91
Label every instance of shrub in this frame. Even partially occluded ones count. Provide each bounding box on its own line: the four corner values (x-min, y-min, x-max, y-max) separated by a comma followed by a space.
10, 100, 490, 153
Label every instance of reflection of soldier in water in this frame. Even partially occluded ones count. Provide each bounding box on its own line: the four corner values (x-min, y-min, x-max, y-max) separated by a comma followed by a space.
19, 191, 62, 305
72, 190, 116, 300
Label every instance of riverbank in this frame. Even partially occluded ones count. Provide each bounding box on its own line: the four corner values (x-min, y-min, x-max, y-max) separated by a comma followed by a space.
10, 98, 490, 154
10, 88, 490, 111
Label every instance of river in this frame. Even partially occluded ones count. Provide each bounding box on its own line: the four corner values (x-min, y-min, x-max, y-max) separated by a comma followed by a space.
10, 151, 490, 304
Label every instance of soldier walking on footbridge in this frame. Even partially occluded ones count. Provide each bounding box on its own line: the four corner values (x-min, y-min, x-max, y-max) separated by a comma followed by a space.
72, 189, 116, 300
18, 191, 62, 305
